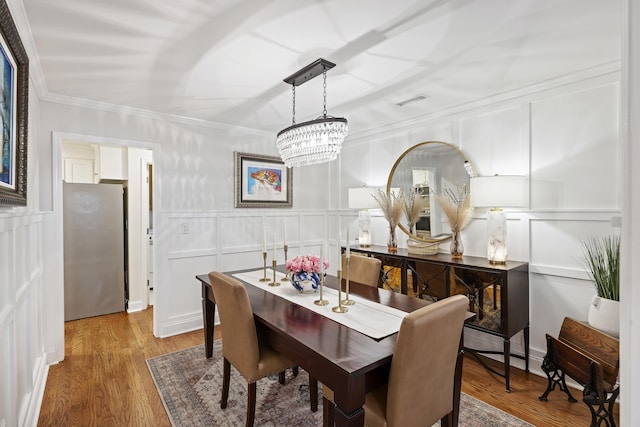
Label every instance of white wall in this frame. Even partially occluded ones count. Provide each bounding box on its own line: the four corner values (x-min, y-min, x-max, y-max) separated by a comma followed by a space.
338, 70, 621, 374
0, 76, 49, 426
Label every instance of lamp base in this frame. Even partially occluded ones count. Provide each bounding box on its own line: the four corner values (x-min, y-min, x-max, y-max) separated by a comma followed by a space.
487, 208, 508, 264
358, 209, 372, 247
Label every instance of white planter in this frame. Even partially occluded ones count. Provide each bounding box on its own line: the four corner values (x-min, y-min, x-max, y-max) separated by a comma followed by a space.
587, 295, 620, 337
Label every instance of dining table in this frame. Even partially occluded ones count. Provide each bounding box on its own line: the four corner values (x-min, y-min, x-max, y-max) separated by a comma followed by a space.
196, 266, 468, 427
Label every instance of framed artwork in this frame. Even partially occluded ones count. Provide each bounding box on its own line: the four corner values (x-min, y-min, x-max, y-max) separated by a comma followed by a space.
235, 152, 292, 208
0, 0, 29, 207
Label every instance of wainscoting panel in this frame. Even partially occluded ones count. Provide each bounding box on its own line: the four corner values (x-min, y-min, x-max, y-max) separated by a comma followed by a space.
0, 212, 47, 427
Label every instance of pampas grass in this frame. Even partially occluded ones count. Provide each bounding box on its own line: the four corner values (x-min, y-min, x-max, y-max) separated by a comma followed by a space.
435, 185, 474, 233
402, 190, 427, 233
373, 189, 403, 229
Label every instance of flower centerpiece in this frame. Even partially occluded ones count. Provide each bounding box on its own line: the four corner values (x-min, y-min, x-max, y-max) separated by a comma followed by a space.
285, 255, 329, 293
435, 185, 474, 258
373, 189, 404, 252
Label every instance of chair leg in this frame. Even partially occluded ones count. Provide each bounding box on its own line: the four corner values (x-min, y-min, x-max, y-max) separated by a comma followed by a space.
246, 382, 257, 427
292, 366, 299, 376
221, 358, 231, 409
279, 371, 286, 384
323, 396, 334, 427
309, 376, 318, 412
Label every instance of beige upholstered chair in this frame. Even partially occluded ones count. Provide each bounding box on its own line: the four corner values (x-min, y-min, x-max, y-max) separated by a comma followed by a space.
322, 294, 469, 427
341, 253, 382, 287
208, 272, 318, 427
364, 294, 469, 427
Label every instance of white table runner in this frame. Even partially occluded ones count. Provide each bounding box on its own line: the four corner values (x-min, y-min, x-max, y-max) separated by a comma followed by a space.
233, 269, 407, 340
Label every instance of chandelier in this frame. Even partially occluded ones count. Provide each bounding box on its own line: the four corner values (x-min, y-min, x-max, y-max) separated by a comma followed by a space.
276, 58, 348, 168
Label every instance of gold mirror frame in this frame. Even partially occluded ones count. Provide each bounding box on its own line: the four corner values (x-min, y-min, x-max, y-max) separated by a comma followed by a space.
386, 141, 474, 244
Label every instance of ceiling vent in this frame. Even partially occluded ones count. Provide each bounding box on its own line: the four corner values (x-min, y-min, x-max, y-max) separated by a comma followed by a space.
395, 95, 428, 107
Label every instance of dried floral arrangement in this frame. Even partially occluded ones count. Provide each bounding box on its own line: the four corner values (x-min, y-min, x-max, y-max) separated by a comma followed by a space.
435, 185, 474, 233
402, 189, 428, 234
373, 189, 404, 229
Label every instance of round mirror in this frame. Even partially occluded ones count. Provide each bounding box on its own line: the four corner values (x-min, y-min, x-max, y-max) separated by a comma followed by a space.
386, 141, 473, 244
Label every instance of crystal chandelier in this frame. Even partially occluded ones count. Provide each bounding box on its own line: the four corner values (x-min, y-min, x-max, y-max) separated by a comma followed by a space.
276, 58, 348, 168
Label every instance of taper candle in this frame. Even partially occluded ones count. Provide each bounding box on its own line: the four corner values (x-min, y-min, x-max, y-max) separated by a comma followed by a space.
320, 241, 325, 275
346, 228, 350, 258
262, 224, 267, 253
273, 234, 276, 260
283, 222, 287, 246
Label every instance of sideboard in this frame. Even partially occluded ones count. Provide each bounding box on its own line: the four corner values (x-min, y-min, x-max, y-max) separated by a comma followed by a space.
346, 244, 529, 392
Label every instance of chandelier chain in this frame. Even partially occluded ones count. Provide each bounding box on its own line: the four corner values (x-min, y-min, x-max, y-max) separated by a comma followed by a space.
322, 71, 327, 117
292, 85, 296, 125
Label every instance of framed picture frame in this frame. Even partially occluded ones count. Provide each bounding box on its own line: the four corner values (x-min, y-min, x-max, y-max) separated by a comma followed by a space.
0, 0, 29, 207
235, 152, 292, 208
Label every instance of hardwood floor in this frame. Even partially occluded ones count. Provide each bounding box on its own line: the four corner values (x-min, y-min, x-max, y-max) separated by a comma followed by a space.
38, 307, 617, 426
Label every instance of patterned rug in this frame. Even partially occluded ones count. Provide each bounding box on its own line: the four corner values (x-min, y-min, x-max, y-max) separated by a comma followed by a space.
147, 342, 533, 427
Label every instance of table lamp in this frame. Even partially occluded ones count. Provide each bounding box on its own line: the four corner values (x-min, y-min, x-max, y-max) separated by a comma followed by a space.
348, 187, 380, 247
470, 175, 526, 264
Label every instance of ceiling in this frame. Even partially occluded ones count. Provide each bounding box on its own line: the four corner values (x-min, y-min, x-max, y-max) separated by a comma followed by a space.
21, 0, 621, 138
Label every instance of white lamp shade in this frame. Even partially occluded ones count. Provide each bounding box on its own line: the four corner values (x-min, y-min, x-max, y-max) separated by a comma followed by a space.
348, 187, 380, 209
470, 175, 526, 208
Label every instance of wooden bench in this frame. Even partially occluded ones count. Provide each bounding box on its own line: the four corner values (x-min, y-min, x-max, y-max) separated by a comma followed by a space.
539, 317, 619, 427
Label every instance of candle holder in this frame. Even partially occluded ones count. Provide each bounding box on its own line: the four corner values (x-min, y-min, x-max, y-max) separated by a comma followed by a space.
314, 271, 329, 306
259, 251, 270, 282
281, 244, 290, 282
341, 257, 355, 306
332, 270, 348, 313
269, 259, 280, 287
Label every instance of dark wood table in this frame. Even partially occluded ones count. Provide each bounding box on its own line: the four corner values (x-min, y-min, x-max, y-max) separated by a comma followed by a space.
196, 268, 467, 427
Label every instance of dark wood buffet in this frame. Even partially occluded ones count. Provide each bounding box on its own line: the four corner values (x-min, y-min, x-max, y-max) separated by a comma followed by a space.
345, 244, 529, 392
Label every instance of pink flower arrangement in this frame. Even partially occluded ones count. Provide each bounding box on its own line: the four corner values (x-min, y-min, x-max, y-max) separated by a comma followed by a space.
285, 255, 329, 274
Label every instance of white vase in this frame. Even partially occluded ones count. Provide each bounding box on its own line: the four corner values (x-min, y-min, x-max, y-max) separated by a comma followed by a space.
587, 295, 620, 337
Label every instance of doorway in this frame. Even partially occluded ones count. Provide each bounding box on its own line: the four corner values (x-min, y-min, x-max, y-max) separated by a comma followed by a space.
60, 139, 154, 316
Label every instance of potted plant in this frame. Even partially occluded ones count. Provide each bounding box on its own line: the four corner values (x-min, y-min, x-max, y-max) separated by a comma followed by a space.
581, 235, 620, 337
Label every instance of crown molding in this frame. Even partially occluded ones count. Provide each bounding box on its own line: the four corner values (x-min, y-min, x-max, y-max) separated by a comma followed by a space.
347, 61, 622, 142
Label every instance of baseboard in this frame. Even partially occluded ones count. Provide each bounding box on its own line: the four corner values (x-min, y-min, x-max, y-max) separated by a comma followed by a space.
23, 352, 49, 427
127, 299, 146, 313
157, 313, 203, 338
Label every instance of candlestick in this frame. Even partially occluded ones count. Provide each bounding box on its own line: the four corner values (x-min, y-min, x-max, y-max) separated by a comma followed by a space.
269, 259, 280, 287
259, 251, 270, 282
314, 248, 328, 306
342, 254, 354, 306
281, 244, 290, 282
332, 269, 348, 313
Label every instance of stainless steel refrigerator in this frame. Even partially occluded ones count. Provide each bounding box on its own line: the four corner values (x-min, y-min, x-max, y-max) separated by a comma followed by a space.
63, 182, 126, 321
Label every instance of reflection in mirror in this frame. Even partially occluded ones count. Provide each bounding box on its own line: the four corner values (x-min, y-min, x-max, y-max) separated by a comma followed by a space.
386, 141, 474, 244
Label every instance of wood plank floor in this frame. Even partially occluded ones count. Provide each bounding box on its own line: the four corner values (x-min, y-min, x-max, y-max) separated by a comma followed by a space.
37, 307, 618, 426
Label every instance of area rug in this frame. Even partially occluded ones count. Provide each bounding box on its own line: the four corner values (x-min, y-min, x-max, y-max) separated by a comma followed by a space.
147, 342, 534, 427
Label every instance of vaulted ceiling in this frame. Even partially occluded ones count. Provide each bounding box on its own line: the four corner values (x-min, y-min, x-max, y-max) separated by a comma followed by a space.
21, 0, 621, 138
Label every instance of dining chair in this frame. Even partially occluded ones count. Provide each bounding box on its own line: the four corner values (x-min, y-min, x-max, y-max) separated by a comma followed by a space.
208, 271, 318, 427
364, 294, 469, 427
342, 253, 382, 287
322, 294, 469, 427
